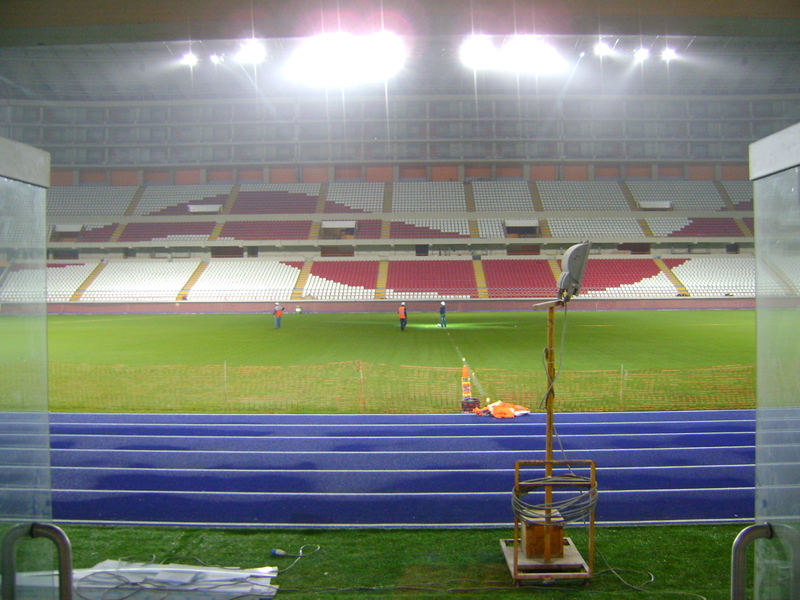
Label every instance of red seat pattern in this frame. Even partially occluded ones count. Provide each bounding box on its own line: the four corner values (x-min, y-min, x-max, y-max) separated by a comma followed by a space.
389, 222, 468, 239
482, 260, 557, 298
231, 191, 319, 214
324, 200, 369, 213
219, 221, 312, 240
309, 261, 380, 289
118, 222, 215, 242
78, 224, 119, 242
146, 195, 230, 216
355, 220, 383, 239
666, 218, 745, 237
577, 259, 664, 292
386, 260, 477, 296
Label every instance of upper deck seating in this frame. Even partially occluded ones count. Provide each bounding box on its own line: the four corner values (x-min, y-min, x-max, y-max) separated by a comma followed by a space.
392, 182, 466, 212
472, 181, 534, 211
389, 219, 470, 239
77, 223, 118, 242
354, 220, 383, 239
721, 181, 754, 210
476, 219, 506, 238
217, 221, 312, 241
646, 218, 745, 237
548, 219, 644, 238
537, 181, 630, 211
118, 222, 216, 242
232, 184, 321, 214
134, 185, 231, 216
627, 181, 726, 211
48, 186, 138, 217
326, 183, 385, 213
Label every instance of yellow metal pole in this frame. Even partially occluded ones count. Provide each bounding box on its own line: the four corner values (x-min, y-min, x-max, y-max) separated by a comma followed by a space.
545, 304, 556, 466
544, 304, 557, 560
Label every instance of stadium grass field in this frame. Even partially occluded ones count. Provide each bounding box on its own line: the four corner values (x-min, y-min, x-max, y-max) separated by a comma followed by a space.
46, 308, 755, 414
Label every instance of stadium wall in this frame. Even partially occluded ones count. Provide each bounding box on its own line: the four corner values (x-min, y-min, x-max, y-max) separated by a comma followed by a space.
45, 297, 754, 315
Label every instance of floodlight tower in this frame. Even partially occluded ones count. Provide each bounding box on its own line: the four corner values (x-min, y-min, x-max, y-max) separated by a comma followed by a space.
502, 241, 597, 584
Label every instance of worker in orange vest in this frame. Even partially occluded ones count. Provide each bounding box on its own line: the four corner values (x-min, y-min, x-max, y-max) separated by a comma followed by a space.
272, 303, 284, 329
398, 302, 408, 331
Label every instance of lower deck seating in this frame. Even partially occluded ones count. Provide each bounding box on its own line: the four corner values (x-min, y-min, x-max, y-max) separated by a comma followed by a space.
664, 257, 756, 297
385, 260, 478, 299
302, 261, 380, 300
187, 260, 303, 302
13, 255, 760, 303
80, 261, 201, 302
579, 259, 679, 298
482, 259, 557, 297
47, 263, 98, 302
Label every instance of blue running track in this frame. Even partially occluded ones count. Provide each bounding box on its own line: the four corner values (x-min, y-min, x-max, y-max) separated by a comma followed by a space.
43, 410, 755, 528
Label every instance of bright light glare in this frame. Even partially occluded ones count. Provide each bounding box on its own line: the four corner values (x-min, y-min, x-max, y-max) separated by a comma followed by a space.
180, 52, 198, 67
210, 54, 224, 65
594, 41, 613, 57
459, 36, 497, 70
235, 39, 267, 64
662, 48, 677, 61
634, 47, 650, 62
287, 32, 406, 86
460, 35, 567, 74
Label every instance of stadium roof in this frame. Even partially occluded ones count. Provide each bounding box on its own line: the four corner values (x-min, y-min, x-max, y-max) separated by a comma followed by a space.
1, 1, 799, 102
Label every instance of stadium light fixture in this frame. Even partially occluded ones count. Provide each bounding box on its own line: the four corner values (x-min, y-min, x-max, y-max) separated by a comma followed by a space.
634, 47, 650, 63
502, 36, 567, 74
459, 35, 567, 74
286, 31, 407, 86
235, 39, 267, 64
593, 41, 613, 57
661, 47, 678, 62
557, 241, 591, 302
180, 52, 198, 67
459, 35, 496, 70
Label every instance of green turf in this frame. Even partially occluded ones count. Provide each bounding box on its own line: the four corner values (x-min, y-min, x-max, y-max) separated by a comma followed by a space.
47, 309, 755, 370
61, 523, 750, 600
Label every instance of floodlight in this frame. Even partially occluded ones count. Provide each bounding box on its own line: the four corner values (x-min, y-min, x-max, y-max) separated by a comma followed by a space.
661, 48, 677, 62
235, 39, 267, 64
634, 48, 650, 63
287, 31, 406, 86
557, 241, 591, 302
500, 36, 567, 74
210, 54, 224, 65
180, 52, 198, 67
459, 36, 496, 70
594, 41, 613, 57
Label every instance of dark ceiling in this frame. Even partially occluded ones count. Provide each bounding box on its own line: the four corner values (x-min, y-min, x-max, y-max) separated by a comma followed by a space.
1, 1, 799, 103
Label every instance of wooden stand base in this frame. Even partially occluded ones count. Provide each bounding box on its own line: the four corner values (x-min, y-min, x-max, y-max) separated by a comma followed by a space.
501, 537, 591, 583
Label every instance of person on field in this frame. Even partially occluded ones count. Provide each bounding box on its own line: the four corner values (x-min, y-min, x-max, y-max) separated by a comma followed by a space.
398, 302, 408, 331
272, 302, 283, 329
438, 301, 447, 328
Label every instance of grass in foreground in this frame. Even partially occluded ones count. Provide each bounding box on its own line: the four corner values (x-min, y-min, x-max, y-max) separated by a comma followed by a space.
63, 523, 748, 600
